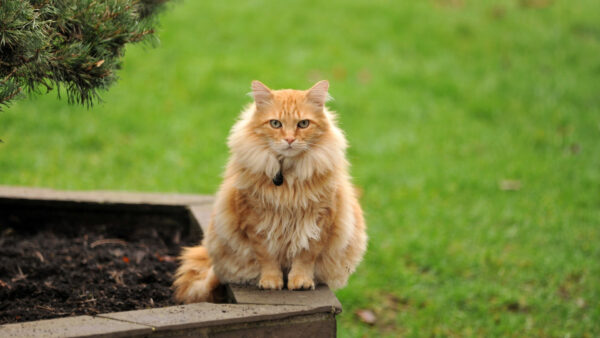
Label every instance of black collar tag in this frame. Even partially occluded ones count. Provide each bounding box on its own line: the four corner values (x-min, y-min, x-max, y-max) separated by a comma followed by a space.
273, 170, 284, 186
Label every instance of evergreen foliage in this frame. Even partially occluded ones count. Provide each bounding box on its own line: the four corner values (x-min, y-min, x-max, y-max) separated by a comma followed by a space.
0, 0, 168, 109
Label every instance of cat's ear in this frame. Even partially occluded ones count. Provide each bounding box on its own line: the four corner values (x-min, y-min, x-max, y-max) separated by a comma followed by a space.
306, 80, 330, 109
251, 80, 273, 110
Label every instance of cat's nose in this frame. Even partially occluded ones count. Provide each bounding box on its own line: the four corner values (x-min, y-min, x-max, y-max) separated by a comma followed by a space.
285, 138, 295, 145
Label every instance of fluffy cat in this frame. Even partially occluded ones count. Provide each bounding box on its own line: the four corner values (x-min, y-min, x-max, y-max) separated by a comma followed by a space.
173, 80, 367, 303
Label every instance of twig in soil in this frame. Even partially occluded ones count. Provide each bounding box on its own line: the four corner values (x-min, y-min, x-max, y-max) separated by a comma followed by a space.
34, 305, 68, 315
34, 251, 45, 262
35, 305, 55, 312
108, 270, 125, 286
79, 298, 97, 304
90, 238, 128, 248
156, 253, 176, 262
11, 266, 27, 282
0, 279, 10, 289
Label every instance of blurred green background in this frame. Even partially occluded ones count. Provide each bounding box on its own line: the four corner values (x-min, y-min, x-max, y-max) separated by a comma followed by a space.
1, 0, 599, 336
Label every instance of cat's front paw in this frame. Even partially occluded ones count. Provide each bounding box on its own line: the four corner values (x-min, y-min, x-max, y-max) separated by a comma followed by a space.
287, 273, 315, 290
258, 273, 284, 290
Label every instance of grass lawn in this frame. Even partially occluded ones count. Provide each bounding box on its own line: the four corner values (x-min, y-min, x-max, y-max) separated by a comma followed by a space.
1, 0, 599, 336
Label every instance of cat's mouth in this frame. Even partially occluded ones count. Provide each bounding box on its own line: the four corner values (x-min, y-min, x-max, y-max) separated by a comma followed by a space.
280, 146, 303, 157
272, 142, 305, 157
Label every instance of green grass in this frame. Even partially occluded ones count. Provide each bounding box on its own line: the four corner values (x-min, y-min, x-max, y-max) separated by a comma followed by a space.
2, 0, 599, 336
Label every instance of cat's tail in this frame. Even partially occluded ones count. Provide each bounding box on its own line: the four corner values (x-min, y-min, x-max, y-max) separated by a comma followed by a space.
173, 246, 220, 303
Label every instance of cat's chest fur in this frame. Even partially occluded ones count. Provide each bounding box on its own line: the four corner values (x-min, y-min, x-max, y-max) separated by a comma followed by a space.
242, 172, 334, 263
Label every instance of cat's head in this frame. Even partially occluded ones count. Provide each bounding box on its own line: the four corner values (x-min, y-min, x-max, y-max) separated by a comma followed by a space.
249, 80, 332, 158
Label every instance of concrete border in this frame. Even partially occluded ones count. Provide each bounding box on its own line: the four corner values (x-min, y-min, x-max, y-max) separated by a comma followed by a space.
0, 186, 341, 337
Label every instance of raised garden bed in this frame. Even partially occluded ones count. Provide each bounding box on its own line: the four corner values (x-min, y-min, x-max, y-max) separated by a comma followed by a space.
0, 186, 342, 337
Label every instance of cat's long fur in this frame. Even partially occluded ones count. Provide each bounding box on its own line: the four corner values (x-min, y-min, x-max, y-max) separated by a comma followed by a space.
173, 80, 367, 303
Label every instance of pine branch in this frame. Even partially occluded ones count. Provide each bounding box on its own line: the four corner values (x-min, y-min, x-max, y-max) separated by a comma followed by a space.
0, 0, 170, 109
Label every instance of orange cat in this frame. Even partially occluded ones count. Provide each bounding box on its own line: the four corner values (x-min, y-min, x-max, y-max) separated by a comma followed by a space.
173, 80, 367, 303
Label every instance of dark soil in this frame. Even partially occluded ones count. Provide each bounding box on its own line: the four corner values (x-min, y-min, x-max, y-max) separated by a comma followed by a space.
0, 210, 195, 324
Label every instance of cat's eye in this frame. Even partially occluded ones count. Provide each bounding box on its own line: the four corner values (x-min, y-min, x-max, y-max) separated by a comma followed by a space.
269, 120, 282, 128
297, 120, 310, 129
